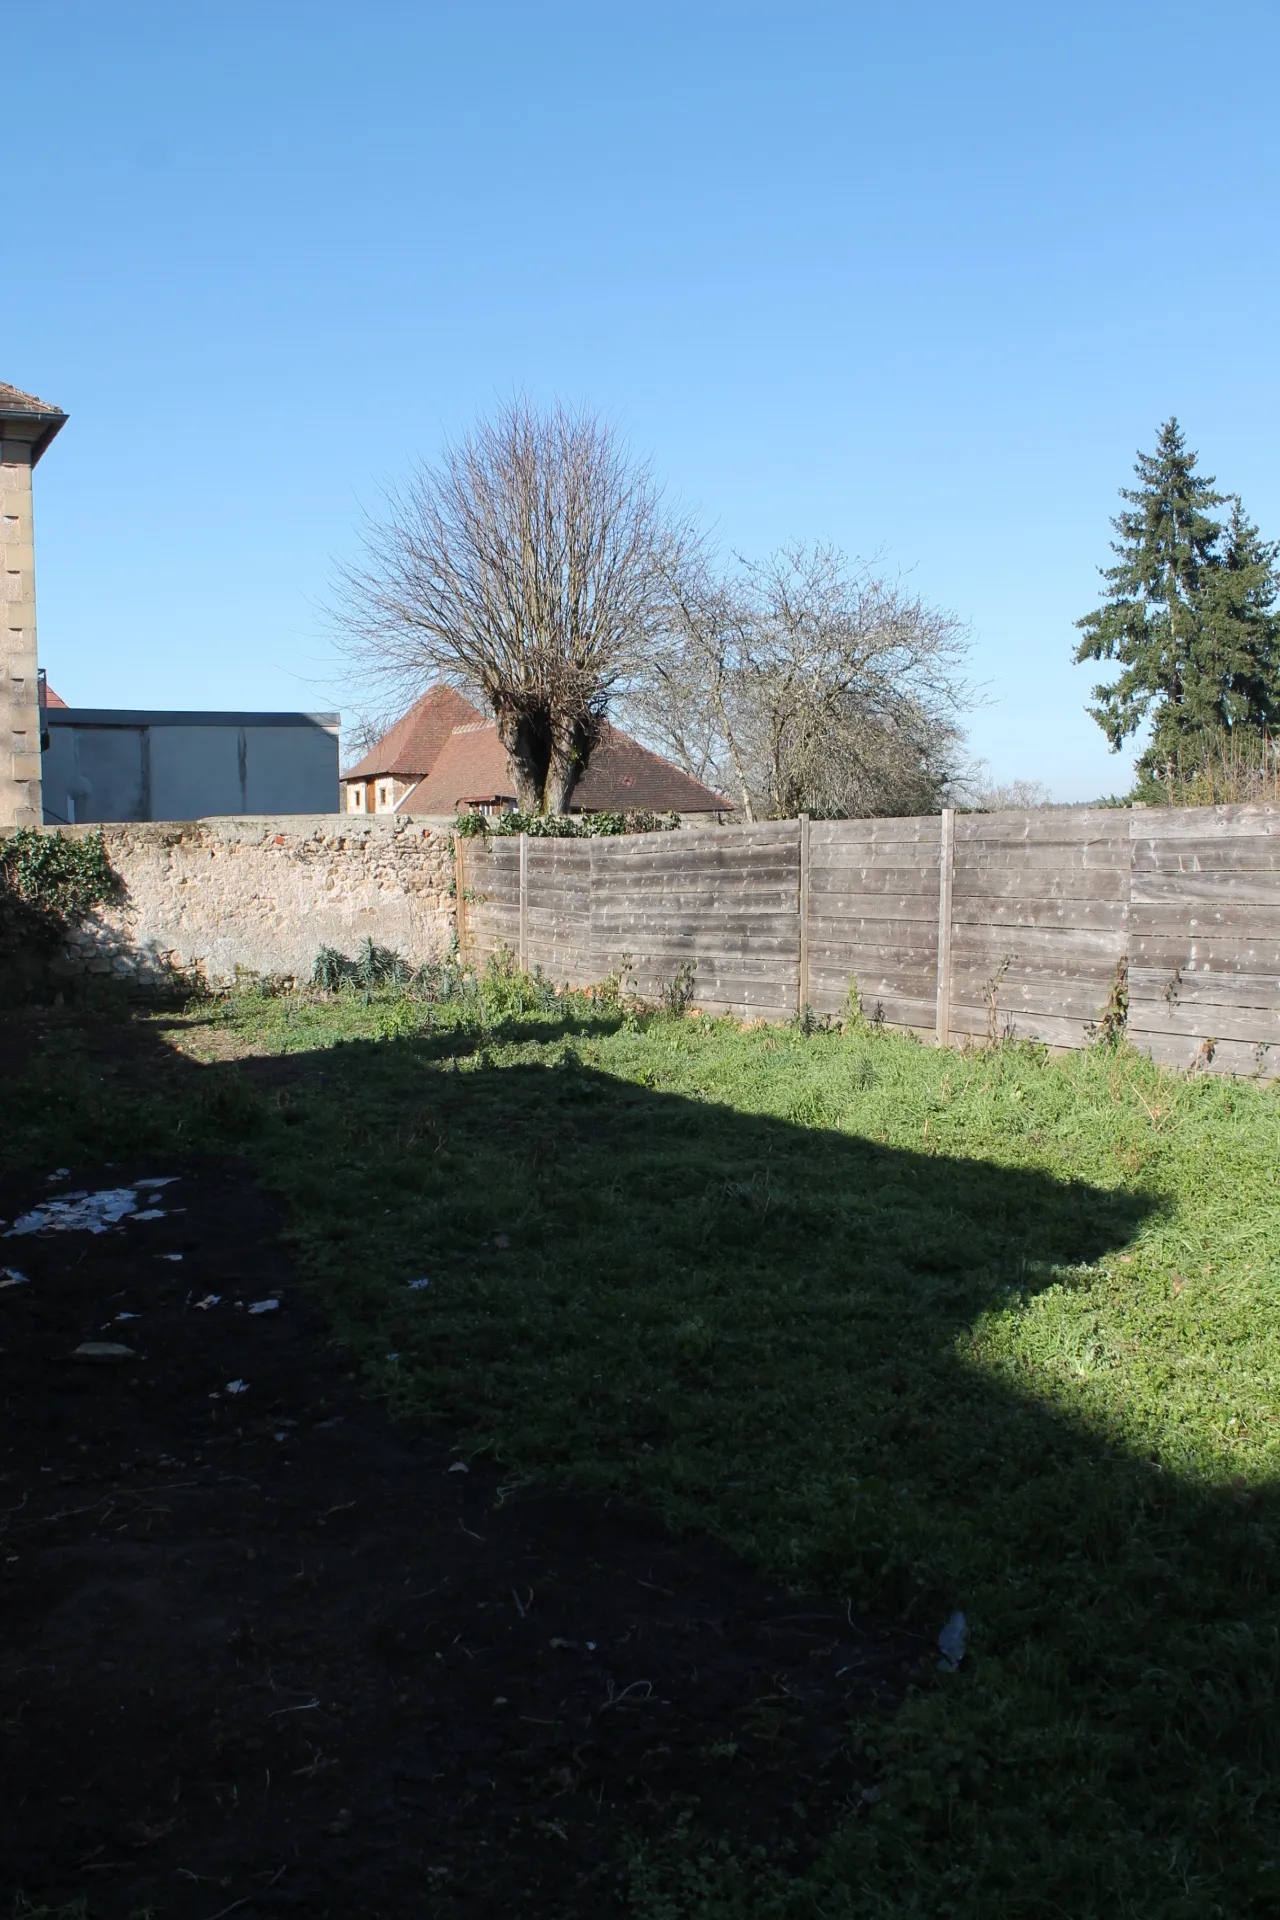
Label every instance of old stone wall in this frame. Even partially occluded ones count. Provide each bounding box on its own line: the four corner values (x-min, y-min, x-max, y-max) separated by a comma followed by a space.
38, 816, 457, 985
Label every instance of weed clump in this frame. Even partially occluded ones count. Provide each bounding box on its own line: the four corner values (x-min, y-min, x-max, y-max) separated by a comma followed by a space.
309, 940, 561, 1024
658, 958, 698, 1017
313, 939, 414, 991
1086, 954, 1130, 1048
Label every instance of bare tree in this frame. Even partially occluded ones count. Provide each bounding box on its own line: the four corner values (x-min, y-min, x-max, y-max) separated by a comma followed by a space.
959, 774, 1055, 811
333, 399, 680, 812
630, 544, 971, 819
633, 555, 758, 811
340, 707, 399, 767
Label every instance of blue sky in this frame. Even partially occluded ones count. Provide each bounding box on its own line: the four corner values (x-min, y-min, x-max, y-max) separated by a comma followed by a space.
8, 1, 1280, 799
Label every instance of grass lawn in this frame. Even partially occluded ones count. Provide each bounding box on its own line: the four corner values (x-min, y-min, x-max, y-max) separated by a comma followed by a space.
6, 970, 1280, 1917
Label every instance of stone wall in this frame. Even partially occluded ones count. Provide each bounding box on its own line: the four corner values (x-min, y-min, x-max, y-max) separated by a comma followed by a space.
39, 816, 457, 985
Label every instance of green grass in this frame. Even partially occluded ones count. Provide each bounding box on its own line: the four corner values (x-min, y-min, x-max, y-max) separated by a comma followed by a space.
5, 977, 1280, 1916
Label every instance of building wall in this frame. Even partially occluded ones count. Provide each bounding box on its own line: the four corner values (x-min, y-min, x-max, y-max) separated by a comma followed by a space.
343, 775, 415, 814
1, 438, 41, 828
31, 815, 456, 985
43, 713, 341, 824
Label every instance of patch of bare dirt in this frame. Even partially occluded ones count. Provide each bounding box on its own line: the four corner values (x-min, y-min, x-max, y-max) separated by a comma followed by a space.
0, 1158, 918, 1918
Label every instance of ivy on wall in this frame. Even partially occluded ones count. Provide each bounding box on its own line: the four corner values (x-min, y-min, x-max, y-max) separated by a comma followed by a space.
0, 828, 119, 958
453, 809, 679, 840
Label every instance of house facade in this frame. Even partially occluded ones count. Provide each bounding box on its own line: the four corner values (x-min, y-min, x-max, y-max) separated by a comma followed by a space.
342, 686, 727, 818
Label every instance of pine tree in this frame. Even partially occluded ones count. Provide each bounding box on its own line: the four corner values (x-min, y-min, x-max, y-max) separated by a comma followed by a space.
1197, 499, 1280, 735
1074, 419, 1280, 791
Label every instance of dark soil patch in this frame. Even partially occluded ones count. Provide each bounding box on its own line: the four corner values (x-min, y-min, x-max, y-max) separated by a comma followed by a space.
0, 1159, 919, 1918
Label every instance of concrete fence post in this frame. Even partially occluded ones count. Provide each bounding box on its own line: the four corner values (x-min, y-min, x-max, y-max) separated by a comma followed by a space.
797, 812, 811, 1015
518, 831, 529, 973
453, 830, 469, 965
935, 807, 955, 1046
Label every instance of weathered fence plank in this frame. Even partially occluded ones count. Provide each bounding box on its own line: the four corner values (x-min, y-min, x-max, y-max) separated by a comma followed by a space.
1128, 807, 1280, 1076
461, 804, 1280, 1073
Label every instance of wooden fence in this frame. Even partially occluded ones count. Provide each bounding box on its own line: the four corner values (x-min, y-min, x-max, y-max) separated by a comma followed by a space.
456, 804, 1280, 1076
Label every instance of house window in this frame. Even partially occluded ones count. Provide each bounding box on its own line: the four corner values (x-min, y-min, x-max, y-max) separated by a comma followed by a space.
378, 784, 389, 808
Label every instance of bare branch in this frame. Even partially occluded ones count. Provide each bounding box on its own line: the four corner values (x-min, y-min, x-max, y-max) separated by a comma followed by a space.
629, 543, 972, 819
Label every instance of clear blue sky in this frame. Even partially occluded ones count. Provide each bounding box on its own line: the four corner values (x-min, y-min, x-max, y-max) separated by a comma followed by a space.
9, 1, 1280, 799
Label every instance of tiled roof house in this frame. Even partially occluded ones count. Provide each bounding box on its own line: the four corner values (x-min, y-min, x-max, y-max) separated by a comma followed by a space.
342, 686, 726, 818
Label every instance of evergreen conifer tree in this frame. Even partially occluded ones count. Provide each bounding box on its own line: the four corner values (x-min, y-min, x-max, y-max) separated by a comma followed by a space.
1198, 499, 1280, 734
1074, 419, 1280, 792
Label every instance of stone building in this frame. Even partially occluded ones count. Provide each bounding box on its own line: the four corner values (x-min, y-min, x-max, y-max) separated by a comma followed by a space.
1, 382, 66, 829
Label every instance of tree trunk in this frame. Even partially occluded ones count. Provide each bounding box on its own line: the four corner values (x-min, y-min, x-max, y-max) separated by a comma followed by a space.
706, 673, 754, 820
494, 705, 551, 813
546, 713, 599, 814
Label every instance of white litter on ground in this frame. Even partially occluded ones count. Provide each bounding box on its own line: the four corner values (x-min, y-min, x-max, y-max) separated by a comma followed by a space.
0, 1267, 30, 1289
194, 1294, 221, 1310
937, 1610, 969, 1672
8, 1188, 139, 1236
407, 1277, 430, 1291
159, 1254, 183, 1263
6, 1178, 181, 1237
248, 1298, 279, 1315
226, 1379, 249, 1394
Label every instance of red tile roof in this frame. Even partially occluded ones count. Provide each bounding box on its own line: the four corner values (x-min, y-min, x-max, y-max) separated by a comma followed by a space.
570, 725, 726, 813
0, 382, 65, 416
43, 684, 68, 709
402, 720, 519, 812
343, 684, 482, 779
342, 684, 726, 813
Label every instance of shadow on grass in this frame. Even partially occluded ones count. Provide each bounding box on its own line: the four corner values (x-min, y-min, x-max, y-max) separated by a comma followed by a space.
5, 1002, 1279, 1915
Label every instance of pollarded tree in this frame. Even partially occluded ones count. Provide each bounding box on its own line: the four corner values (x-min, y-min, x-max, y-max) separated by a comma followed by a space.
1074, 419, 1280, 789
335, 399, 682, 813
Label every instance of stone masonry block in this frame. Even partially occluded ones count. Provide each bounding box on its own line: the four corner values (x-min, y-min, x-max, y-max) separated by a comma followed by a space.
20, 817, 459, 985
